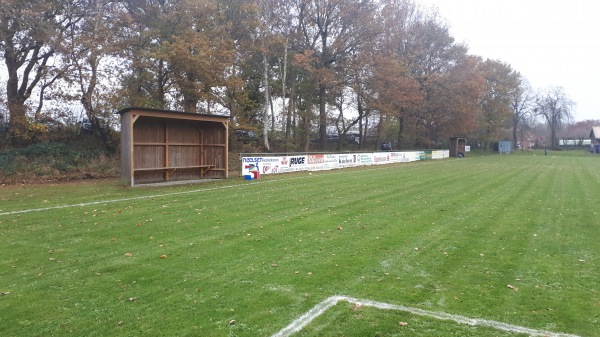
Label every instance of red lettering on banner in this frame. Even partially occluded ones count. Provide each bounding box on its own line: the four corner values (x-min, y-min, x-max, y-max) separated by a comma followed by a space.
308, 155, 325, 164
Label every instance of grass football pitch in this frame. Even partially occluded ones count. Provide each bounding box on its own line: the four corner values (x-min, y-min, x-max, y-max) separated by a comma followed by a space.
1, 150, 599, 336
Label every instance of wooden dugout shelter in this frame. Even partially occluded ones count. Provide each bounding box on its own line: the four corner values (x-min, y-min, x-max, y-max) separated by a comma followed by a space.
118, 107, 229, 186
449, 137, 467, 157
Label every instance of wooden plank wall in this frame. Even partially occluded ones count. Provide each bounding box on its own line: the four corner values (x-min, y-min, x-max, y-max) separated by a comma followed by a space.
128, 115, 228, 184
120, 112, 133, 186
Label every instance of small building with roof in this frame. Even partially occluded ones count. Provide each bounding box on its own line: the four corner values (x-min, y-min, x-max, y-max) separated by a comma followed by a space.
590, 127, 600, 144
117, 107, 229, 186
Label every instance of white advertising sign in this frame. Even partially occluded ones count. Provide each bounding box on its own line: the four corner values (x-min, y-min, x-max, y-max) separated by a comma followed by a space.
242, 149, 448, 177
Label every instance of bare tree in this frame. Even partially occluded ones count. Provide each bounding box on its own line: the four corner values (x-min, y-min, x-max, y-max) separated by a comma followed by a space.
535, 86, 575, 150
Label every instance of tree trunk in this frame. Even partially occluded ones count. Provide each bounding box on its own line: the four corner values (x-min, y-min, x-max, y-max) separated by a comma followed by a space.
319, 83, 327, 149
376, 112, 384, 148
281, 36, 289, 150
262, 51, 271, 151
284, 77, 296, 152
397, 115, 405, 149
363, 113, 370, 150
5, 45, 45, 133
182, 99, 198, 113
304, 105, 311, 152
512, 115, 519, 150
157, 59, 167, 109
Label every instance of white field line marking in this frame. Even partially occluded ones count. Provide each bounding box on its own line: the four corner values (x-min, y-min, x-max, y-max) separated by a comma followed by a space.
0, 163, 408, 217
0, 179, 278, 216
271, 295, 581, 337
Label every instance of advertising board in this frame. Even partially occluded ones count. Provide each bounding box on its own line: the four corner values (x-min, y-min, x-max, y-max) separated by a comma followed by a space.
241, 149, 448, 177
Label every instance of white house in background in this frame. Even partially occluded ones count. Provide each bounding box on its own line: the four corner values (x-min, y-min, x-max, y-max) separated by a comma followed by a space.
558, 139, 591, 146
590, 127, 600, 144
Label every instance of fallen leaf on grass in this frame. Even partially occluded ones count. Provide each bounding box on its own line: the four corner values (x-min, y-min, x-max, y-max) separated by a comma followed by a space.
124, 252, 133, 257
352, 303, 361, 311
0, 292, 9, 296
271, 263, 278, 267
159, 255, 168, 259
228, 320, 236, 326
126, 297, 137, 302
399, 322, 408, 326
506, 284, 519, 292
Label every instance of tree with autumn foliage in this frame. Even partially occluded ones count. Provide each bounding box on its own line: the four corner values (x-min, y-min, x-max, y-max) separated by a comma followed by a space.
424, 55, 484, 141
367, 56, 422, 148
0, 0, 69, 143
475, 59, 520, 149
164, 0, 238, 113
0, 0, 583, 155
293, 0, 379, 149
384, 4, 469, 147
117, 0, 179, 109
54, 0, 123, 147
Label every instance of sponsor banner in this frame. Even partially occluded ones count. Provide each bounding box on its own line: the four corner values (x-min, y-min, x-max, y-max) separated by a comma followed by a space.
241, 150, 447, 176
279, 155, 308, 173
432, 150, 445, 160
324, 154, 339, 170
338, 154, 359, 168
357, 153, 374, 165
307, 154, 325, 165
306, 154, 340, 171
306, 154, 325, 171
404, 151, 421, 162
373, 152, 391, 165
242, 156, 282, 176
259, 157, 283, 175
390, 152, 406, 163
390, 151, 419, 163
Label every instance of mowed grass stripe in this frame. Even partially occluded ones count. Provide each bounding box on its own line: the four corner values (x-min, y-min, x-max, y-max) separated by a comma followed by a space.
1, 153, 598, 337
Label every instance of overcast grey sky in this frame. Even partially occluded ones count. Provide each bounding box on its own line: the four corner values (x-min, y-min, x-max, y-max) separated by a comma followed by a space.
420, 0, 600, 122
